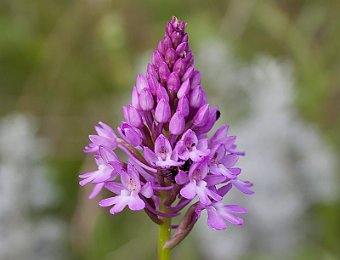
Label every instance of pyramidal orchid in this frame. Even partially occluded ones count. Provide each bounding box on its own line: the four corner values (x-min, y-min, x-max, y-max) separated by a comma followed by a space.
79, 17, 253, 260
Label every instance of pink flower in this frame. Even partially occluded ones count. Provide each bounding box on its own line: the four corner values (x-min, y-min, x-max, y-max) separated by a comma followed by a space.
99, 164, 153, 214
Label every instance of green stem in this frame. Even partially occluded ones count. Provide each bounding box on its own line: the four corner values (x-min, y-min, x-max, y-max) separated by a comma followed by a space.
158, 191, 171, 260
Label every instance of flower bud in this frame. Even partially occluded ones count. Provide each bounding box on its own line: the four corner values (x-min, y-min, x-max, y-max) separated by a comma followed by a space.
139, 88, 154, 111
182, 65, 194, 82
166, 22, 173, 36
131, 86, 140, 109
177, 95, 190, 117
152, 51, 164, 67
146, 74, 158, 95
179, 20, 186, 31
171, 31, 182, 48
157, 40, 164, 55
147, 63, 159, 81
171, 16, 179, 27
198, 106, 219, 133
158, 62, 170, 82
182, 33, 188, 42
167, 72, 180, 93
176, 42, 188, 56
118, 122, 143, 147
155, 99, 171, 123
165, 48, 176, 68
201, 89, 207, 105
193, 104, 210, 127
136, 74, 149, 93
163, 35, 172, 51
184, 51, 192, 64
191, 71, 201, 89
190, 86, 203, 108
169, 111, 185, 135
177, 78, 190, 99
123, 105, 142, 128
156, 85, 169, 102
173, 58, 186, 77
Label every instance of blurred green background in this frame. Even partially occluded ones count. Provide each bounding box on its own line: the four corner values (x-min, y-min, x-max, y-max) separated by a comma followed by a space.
1, 0, 339, 259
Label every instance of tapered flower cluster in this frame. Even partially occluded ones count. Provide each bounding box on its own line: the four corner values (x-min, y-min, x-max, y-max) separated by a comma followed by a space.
80, 17, 253, 247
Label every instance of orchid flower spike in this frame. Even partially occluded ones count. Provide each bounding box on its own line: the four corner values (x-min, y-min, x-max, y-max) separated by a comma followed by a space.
79, 17, 253, 256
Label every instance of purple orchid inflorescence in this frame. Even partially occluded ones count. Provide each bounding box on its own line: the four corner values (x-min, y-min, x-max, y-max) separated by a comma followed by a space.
80, 17, 253, 248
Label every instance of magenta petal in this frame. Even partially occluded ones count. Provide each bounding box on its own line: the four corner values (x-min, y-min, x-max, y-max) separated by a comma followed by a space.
224, 136, 237, 149
154, 134, 172, 157
91, 170, 112, 184
139, 88, 154, 111
175, 170, 189, 185
141, 182, 153, 198
136, 74, 149, 93
169, 111, 185, 135
177, 96, 190, 117
190, 86, 203, 108
222, 154, 239, 167
224, 205, 248, 214
167, 72, 180, 93
181, 129, 198, 147
99, 146, 119, 163
217, 183, 232, 197
205, 175, 227, 186
79, 170, 95, 179
174, 141, 189, 161
143, 147, 158, 165
118, 123, 142, 147
99, 197, 117, 207
232, 179, 254, 195
128, 192, 145, 211
105, 182, 124, 194
110, 199, 129, 214
207, 207, 227, 230
180, 181, 196, 200
217, 165, 236, 179
196, 182, 211, 205
120, 171, 131, 189
193, 104, 210, 127
220, 210, 244, 225
155, 99, 171, 123
79, 174, 96, 186
190, 71, 201, 89
177, 78, 190, 99
207, 189, 222, 202
89, 135, 115, 149
210, 125, 229, 146
88, 183, 105, 199
131, 86, 140, 109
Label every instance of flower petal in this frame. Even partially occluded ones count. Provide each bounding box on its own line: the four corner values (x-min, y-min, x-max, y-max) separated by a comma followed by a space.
128, 192, 145, 211
99, 197, 117, 207
141, 182, 153, 198
224, 205, 248, 214
155, 134, 172, 157
180, 181, 197, 200
88, 183, 105, 199
175, 170, 189, 185
232, 179, 254, 195
207, 206, 227, 230
144, 147, 158, 165
196, 181, 211, 205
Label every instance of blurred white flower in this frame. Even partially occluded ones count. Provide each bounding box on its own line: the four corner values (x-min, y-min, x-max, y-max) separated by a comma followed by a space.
0, 114, 65, 260
196, 40, 337, 259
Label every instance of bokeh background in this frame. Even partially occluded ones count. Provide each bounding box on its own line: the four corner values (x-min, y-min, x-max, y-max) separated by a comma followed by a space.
1, 0, 339, 259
